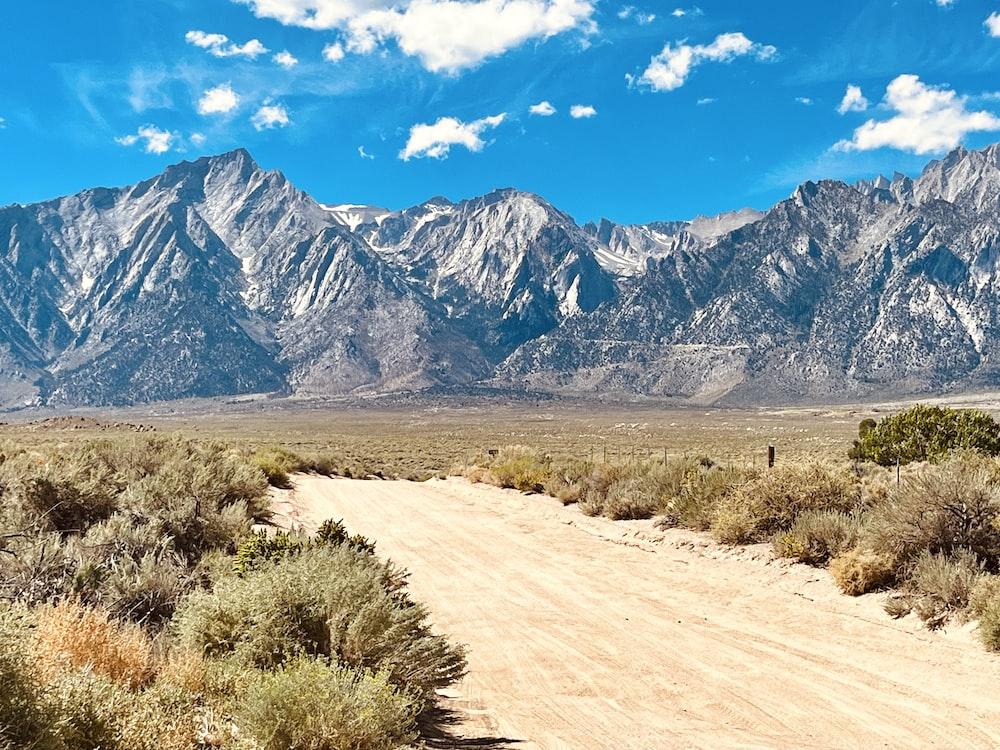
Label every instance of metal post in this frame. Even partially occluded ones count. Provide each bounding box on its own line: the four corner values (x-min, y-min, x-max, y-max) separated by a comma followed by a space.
767, 445, 775, 469
896, 457, 900, 485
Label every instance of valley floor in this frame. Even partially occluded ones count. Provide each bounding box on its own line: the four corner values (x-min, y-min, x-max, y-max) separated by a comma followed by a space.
273, 475, 1000, 750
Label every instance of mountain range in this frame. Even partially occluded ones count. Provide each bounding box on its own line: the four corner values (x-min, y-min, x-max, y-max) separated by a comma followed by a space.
4, 143, 1000, 408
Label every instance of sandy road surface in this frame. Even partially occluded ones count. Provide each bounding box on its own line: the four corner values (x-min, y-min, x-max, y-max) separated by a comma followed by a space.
273, 475, 1000, 750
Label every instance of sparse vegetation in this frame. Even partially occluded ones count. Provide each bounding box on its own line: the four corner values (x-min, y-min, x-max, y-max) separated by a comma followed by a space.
0, 435, 466, 749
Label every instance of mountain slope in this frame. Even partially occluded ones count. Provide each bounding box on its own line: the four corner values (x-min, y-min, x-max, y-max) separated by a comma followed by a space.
5, 143, 1000, 406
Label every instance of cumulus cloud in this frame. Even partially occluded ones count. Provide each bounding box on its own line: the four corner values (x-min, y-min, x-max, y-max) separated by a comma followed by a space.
637, 32, 776, 92
529, 100, 556, 115
400, 112, 506, 159
987, 12, 1000, 37
198, 84, 240, 115
115, 125, 176, 154
190, 132, 207, 146
274, 50, 299, 67
358, 145, 375, 159
569, 103, 596, 118
323, 42, 345, 61
251, 101, 291, 130
238, 0, 595, 73
185, 30, 269, 58
835, 74, 1000, 155
837, 84, 868, 114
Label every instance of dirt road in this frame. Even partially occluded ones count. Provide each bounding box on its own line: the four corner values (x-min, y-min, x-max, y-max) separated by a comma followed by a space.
274, 475, 1000, 749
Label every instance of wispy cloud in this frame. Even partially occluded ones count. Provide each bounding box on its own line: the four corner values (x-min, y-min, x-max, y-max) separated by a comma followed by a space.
358, 145, 376, 159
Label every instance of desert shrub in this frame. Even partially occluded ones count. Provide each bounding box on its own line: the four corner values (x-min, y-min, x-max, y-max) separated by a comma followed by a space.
772, 510, 865, 566
884, 551, 983, 628
33, 600, 155, 690
251, 447, 306, 488
865, 457, 1000, 570
851, 404, 1000, 465
712, 464, 862, 545
829, 549, 896, 595
580, 458, 700, 520
172, 546, 465, 700
236, 657, 418, 750
661, 464, 754, 531
234, 521, 376, 577
970, 575, 1000, 650
543, 460, 593, 505
0, 606, 52, 749
487, 446, 550, 493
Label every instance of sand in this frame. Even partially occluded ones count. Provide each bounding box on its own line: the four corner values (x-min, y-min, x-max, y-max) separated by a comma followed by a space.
272, 475, 1000, 750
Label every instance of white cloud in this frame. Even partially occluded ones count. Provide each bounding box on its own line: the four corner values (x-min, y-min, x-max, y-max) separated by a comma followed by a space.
323, 42, 345, 61
617, 6, 654, 23
400, 112, 505, 159
569, 103, 596, 118
238, 0, 596, 73
529, 100, 556, 116
671, 6, 701, 17
358, 145, 376, 159
986, 12, 1000, 37
274, 50, 299, 67
696, 97, 715, 105
251, 101, 291, 130
115, 125, 175, 154
671, 8, 685, 16
198, 84, 241, 115
637, 32, 776, 92
185, 30, 269, 59
837, 84, 868, 114
190, 132, 207, 146
937, 0, 955, 5
796, 96, 813, 105
835, 74, 1000, 155
0, 117, 6, 129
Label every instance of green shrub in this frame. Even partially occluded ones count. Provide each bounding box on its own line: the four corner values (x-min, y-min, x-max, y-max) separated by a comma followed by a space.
772, 510, 865, 566
850, 404, 1000, 465
884, 551, 983, 628
712, 464, 861, 545
236, 658, 418, 750
173, 546, 465, 700
829, 549, 896, 595
865, 457, 1000, 570
234, 521, 376, 577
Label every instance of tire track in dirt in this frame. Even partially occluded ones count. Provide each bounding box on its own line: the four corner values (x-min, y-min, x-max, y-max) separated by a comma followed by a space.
274, 475, 1000, 750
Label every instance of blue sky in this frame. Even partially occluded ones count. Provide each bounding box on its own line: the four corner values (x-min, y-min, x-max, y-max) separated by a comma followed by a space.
4, 0, 1000, 224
